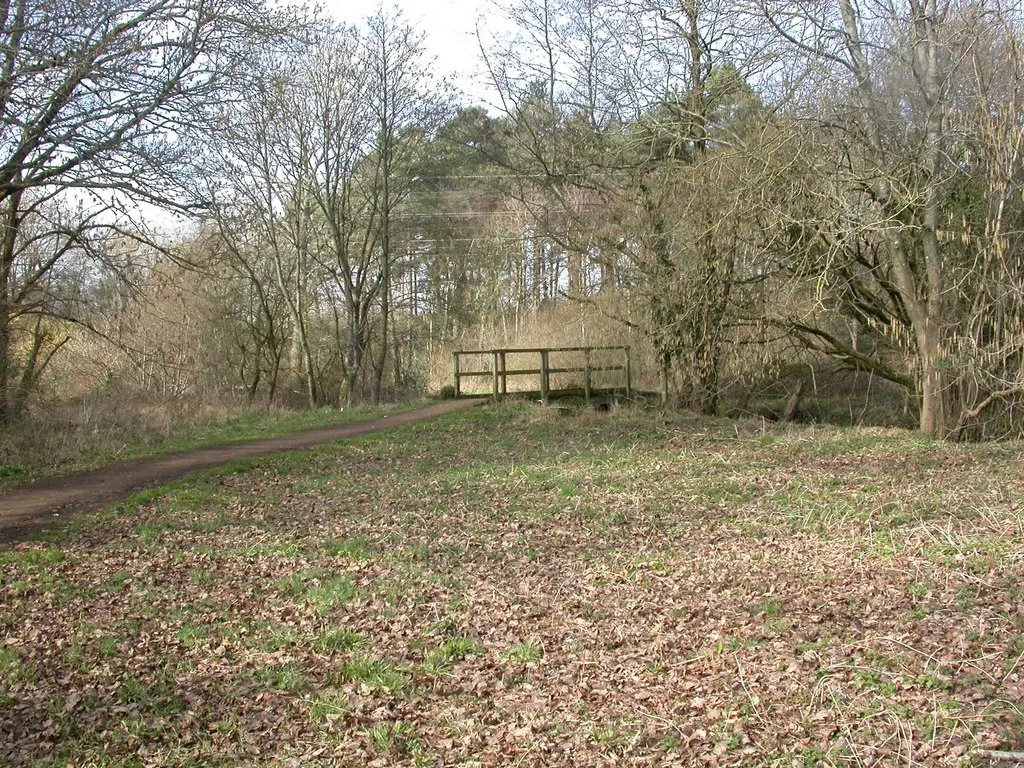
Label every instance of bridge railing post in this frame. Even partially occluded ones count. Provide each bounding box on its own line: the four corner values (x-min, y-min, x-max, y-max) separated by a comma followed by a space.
625, 346, 632, 398
584, 348, 592, 402
540, 350, 550, 404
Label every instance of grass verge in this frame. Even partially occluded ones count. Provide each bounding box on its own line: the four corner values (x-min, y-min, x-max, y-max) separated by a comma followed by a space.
0, 400, 421, 489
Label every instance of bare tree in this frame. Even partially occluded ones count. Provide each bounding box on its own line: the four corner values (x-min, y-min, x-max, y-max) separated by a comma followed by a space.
208, 15, 448, 406
0, 0, 283, 421
759, 0, 1024, 438
363, 11, 449, 403
208, 49, 329, 408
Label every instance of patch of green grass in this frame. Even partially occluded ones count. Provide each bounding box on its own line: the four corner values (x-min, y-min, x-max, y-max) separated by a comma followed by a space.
114, 676, 186, 715
0, 647, 35, 685
253, 663, 309, 692
247, 622, 303, 652
398, 543, 431, 563
332, 655, 409, 693
275, 570, 321, 597
0, 464, 25, 479
368, 720, 420, 756
922, 536, 1013, 573
907, 581, 928, 601
97, 635, 120, 658
115, 677, 152, 705
591, 723, 634, 752
189, 568, 219, 586
914, 672, 951, 692
0, 546, 63, 570
176, 624, 209, 647
502, 641, 542, 665
113, 713, 175, 746
799, 746, 830, 767
136, 522, 174, 543
315, 627, 364, 652
853, 669, 898, 697
61, 639, 88, 672
698, 479, 754, 504
557, 481, 581, 499
324, 538, 369, 559
751, 597, 785, 619
796, 637, 830, 656
766, 482, 862, 531
307, 692, 349, 724
275, 570, 357, 613
424, 636, 477, 676
100, 570, 133, 594
718, 636, 757, 653
308, 575, 358, 612
644, 660, 668, 675
242, 540, 301, 557
658, 734, 682, 752
954, 585, 977, 608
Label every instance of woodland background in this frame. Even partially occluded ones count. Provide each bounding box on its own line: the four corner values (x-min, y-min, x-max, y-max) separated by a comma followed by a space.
2, 0, 1023, 448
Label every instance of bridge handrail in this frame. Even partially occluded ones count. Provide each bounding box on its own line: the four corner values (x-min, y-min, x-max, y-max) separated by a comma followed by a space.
452, 346, 631, 403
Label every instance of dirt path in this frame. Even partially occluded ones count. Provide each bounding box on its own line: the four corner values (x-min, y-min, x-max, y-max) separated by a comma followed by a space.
0, 398, 485, 545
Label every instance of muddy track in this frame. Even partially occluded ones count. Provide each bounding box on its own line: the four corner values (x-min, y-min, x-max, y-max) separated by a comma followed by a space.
0, 398, 486, 545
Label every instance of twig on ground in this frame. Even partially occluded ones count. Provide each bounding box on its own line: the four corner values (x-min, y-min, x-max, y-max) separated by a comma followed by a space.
733, 653, 768, 728
632, 705, 686, 738
976, 750, 1024, 765
1000, 647, 1024, 687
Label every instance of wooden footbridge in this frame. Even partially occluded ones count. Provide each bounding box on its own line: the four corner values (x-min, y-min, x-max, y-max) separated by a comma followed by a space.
453, 346, 632, 404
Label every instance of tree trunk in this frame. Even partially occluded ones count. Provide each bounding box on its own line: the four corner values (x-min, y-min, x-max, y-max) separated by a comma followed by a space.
567, 249, 583, 298
345, 298, 363, 406
782, 380, 805, 422
373, 152, 391, 405
0, 187, 24, 423
917, 325, 951, 438
0, 305, 10, 424
373, 266, 390, 404
299, 326, 318, 408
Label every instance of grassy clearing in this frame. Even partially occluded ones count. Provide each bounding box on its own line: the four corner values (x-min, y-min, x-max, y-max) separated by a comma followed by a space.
0, 399, 420, 489
1, 402, 1022, 766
